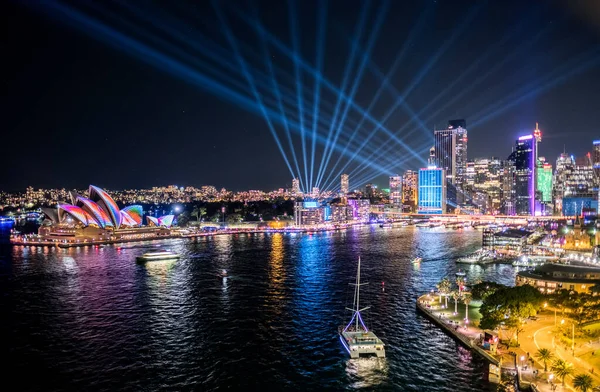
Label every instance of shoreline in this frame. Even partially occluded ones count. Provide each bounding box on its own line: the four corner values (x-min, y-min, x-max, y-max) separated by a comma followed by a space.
9, 223, 362, 248
415, 294, 501, 366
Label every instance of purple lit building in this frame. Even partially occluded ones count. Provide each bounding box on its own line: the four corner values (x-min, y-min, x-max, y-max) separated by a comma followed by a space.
510, 135, 536, 216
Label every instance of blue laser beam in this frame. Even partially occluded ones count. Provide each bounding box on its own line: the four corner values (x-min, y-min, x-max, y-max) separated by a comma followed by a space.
316, 0, 391, 189
309, 0, 328, 193
319, 4, 435, 190
287, 0, 310, 192
314, 0, 371, 192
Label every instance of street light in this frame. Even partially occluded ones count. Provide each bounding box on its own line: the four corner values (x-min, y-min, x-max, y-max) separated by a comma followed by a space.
520, 355, 525, 369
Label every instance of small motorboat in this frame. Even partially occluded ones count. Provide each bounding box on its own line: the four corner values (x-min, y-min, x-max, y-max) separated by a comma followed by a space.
412, 257, 422, 264
136, 250, 179, 262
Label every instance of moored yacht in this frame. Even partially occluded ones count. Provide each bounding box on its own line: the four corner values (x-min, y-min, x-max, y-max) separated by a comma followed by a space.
339, 257, 385, 358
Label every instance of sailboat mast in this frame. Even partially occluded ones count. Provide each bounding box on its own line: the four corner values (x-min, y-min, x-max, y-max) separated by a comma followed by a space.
356, 257, 361, 330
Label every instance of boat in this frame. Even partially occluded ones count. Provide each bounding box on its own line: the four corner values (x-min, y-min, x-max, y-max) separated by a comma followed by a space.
456, 249, 498, 264
412, 257, 422, 264
379, 223, 393, 228
455, 269, 466, 277
339, 257, 385, 358
136, 250, 180, 262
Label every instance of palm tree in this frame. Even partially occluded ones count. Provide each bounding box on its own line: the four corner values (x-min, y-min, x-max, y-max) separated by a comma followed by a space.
452, 291, 460, 314
573, 373, 594, 392
436, 278, 452, 306
463, 294, 472, 323
534, 348, 554, 372
551, 359, 574, 387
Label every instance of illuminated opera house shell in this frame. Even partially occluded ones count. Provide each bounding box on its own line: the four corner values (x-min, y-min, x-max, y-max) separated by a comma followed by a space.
43, 185, 143, 229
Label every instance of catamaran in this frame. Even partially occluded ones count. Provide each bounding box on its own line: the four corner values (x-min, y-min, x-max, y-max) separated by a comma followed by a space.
339, 257, 386, 358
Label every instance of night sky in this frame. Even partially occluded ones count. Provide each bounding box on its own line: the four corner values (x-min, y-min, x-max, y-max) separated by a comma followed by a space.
3, 0, 600, 192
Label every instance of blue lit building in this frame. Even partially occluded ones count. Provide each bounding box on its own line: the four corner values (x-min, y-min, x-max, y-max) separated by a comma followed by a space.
418, 168, 446, 214
562, 198, 598, 218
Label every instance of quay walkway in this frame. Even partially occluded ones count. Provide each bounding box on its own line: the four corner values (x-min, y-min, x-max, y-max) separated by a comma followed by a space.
416, 294, 571, 391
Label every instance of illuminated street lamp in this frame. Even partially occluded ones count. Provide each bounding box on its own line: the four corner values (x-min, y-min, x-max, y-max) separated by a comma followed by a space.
520, 355, 525, 369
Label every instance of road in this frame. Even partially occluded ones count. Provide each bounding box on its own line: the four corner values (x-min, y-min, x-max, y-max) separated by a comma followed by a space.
518, 312, 600, 391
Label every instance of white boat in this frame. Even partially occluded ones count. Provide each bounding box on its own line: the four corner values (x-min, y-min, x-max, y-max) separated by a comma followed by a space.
339, 257, 385, 358
136, 250, 180, 262
412, 257, 422, 264
457, 249, 498, 264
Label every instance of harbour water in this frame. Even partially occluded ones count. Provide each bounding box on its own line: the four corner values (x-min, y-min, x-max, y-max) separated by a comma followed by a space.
1, 225, 518, 391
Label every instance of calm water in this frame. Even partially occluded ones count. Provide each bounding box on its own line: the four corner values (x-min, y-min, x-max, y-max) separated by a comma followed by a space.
1, 225, 518, 391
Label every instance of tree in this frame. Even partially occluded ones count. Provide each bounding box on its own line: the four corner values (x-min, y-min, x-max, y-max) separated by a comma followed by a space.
464, 294, 472, 323
534, 348, 554, 372
573, 373, 594, 392
551, 359, 574, 386
191, 205, 207, 222
437, 278, 452, 306
479, 285, 544, 330
470, 281, 507, 301
226, 213, 242, 224
452, 291, 460, 314
505, 317, 525, 345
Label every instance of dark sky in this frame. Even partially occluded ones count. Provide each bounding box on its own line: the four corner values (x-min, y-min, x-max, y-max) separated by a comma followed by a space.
3, 0, 600, 192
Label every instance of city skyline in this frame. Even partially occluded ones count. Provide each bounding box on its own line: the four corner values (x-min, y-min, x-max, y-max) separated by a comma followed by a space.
3, 1, 600, 192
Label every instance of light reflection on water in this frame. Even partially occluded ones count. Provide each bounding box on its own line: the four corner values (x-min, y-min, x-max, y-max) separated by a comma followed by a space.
2, 226, 515, 391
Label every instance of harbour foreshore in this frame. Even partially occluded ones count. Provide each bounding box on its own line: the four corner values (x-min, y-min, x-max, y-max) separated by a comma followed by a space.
9, 223, 360, 248
416, 294, 501, 366
417, 294, 570, 391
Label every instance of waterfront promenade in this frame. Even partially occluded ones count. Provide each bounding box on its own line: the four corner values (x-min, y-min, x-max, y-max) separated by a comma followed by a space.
416, 294, 598, 391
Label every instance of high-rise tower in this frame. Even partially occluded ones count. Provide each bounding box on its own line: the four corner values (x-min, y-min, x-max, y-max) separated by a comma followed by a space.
402, 170, 418, 212
340, 174, 349, 195
434, 119, 468, 188
510, 135, 536, 215
389, 175, 401, 207
292, 178, 300, 195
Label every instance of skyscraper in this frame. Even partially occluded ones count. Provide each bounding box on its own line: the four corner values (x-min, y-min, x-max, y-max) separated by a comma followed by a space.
594, 140, 600, 178
434, 119, 468, 189
292, 178, 300, 195
340, 174, 349, 195
510, 135, 536, 215
389, 175, 401, 207
553, 153, 575, 214
418, 167, 446, 214
536, 160, 553, 203
365, 184, 374, 200
402, 170, 418, 212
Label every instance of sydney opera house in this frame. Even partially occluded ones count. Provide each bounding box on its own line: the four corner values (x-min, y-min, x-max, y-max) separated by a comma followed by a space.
13, 185, 178, 246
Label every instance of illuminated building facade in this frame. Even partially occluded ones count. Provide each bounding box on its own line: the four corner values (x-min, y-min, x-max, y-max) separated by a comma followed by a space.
389, 175, 401, 207
500, 160, 516, 215
553, 153, 575, 214
293, 201, 323, 226
347, 199, 370, 222
292, 178, 300, 195
434, 119, 468, 190
341, 174, 349, 195
511, 135, 536, 215
402, 170, 418, 213
418, 168, 446, 214
537, 161, 553, 203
